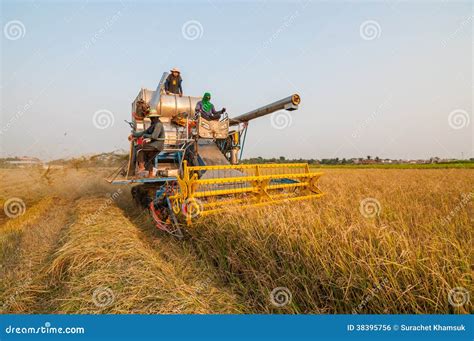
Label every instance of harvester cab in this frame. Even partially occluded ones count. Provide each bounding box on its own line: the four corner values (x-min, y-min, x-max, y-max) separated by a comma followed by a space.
108, 72, 323, 237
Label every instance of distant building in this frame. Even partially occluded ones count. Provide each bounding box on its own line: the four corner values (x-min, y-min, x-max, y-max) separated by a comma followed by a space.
6, 157, 43, 168
361, 159, 376, 164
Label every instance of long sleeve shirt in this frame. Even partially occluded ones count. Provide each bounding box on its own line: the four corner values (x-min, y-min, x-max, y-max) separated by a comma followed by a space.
195, 101, 224, 121
133, 121, 165, 150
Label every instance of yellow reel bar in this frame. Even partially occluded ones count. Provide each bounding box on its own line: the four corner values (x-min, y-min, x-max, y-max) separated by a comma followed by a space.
169, 161, 323, 225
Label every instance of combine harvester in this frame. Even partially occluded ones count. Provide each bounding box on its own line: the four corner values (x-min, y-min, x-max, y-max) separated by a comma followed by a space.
109, 72, 323, 237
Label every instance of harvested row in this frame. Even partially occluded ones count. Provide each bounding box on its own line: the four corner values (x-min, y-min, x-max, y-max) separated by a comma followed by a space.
47, 197, 245, 314
188, 169, 474, 314
0, 197, 54, 236
1, 198, 72, 313
0, 196, 56, 273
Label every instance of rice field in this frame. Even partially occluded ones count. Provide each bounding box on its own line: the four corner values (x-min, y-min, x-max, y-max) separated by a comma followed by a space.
0, 167, 472, 314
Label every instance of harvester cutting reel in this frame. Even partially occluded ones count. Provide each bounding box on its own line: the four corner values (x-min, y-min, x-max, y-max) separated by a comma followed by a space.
164, 161, 324, 229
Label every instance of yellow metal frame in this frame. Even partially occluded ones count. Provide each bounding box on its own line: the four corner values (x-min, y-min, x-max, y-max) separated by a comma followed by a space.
169, 161, 324, 225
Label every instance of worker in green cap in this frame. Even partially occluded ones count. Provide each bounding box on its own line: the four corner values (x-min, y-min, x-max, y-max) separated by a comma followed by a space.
195, 92, 226, 121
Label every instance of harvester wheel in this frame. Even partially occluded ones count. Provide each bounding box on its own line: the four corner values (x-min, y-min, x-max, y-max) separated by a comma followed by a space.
149, 201, 184, 239
131, 185, 151, 208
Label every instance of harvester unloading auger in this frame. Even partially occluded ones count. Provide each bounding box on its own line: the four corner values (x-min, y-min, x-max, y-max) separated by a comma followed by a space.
108, 72, 323, 237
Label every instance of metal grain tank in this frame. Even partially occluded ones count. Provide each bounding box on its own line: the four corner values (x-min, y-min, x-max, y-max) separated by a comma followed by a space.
151, 93, 201, 118
144, 71, 201, 118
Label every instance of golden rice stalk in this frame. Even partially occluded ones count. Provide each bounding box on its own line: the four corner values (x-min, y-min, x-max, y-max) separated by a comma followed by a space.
188, 169, 473, 314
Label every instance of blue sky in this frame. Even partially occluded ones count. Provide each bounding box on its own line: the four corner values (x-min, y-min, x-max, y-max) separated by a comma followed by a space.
0, 0, 472, 160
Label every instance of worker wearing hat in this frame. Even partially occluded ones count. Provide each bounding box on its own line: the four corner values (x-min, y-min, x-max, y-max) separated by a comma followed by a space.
165, 67, 183, 97
130, 110, 165, 177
